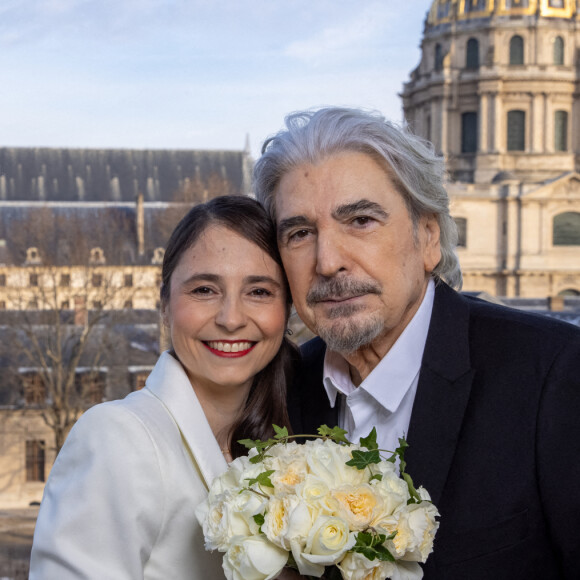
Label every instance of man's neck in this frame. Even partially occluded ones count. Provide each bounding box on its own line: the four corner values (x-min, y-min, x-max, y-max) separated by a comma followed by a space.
340, 278, 433, 384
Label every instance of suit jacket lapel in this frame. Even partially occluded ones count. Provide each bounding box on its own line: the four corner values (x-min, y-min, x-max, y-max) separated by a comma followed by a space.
406, 283, 475, 506
145, 352, 228, 489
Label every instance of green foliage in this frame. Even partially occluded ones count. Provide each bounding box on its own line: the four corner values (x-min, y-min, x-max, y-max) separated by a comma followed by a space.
345, 449, 381, 470
352, 530, 396, 562
245, 470, 275, 489
317, 425, 351, 445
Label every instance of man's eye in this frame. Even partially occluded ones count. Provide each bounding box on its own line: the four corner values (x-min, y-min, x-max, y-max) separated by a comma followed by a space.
288, 229, 311, 242
352, 216, 372, 226
192, 286, 214, 295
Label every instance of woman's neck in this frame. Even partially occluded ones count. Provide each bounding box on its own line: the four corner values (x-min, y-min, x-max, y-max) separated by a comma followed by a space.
191, 380, 252, 458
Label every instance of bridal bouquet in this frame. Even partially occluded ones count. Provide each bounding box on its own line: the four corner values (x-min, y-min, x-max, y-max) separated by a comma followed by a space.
196, 426, 439, 580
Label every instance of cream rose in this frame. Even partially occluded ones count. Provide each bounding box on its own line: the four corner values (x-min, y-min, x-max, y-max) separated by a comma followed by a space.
305, 439, 366, 488
384, 502, 440, 562
331, 484, 382, 531
339, 552, 423, 580
262, 495, 314, 550
223, 536, 288, 580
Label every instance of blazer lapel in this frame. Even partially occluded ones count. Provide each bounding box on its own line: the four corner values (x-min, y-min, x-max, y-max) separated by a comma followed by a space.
406, 283, 475, 506
145, 352, 228, 489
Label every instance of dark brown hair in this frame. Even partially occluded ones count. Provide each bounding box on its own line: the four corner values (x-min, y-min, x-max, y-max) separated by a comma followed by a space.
160, 195, 296, 458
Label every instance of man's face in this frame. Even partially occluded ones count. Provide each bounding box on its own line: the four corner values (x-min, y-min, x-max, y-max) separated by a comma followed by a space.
274, 151, 441, 358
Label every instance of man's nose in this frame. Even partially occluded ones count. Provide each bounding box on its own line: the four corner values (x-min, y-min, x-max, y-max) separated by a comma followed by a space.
214, 296, 247, 332
315, 229, 349, 277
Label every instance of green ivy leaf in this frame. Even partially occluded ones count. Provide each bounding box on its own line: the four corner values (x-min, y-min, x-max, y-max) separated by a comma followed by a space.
317, 425, 351, 444
238, 438, 260, 450
346, 449, 381, 470
369, 473, 383, 483
351, 531, 395, 563
245, 470, 275, 488
253, 513, 265, 526
359, 427, 379, 451
273, 425, 288, 439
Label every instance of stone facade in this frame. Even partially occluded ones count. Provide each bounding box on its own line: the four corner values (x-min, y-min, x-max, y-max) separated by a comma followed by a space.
402, 0, 580, 296
0, 146, 252, 506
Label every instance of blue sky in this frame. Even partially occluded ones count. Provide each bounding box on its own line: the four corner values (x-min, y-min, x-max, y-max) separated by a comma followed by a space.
1, 1, 431, 158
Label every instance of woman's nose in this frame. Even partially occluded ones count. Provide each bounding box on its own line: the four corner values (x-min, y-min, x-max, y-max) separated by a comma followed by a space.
214, 296, 248, 332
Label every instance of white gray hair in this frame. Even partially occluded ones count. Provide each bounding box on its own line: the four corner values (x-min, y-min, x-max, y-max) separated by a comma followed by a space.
253, 107, 462, 289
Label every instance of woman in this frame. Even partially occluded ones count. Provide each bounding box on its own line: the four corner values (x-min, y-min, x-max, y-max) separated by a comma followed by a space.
30, 196, 299, 579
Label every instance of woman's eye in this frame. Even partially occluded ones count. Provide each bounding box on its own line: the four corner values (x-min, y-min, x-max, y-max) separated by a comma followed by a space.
192, 286, 214, 295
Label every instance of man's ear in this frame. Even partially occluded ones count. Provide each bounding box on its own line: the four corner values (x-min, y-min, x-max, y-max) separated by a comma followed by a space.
422, 214, 442, 273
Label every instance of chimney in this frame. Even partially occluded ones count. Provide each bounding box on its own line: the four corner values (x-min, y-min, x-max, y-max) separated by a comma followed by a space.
136, 193, 145, 257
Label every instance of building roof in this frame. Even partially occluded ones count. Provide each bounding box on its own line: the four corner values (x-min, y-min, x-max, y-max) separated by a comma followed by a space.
0, 146, 254, 266
0, 146, 253, 203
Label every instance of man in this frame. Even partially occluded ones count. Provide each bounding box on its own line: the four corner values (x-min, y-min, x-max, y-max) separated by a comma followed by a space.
254, 107, 580, 579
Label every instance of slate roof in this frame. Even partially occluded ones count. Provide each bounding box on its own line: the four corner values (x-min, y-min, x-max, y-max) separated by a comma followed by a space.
0, 147, 253, 202
0, 146, 254, 266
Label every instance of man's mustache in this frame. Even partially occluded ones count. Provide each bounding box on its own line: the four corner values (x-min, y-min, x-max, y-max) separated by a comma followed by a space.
306, 277, 382, 306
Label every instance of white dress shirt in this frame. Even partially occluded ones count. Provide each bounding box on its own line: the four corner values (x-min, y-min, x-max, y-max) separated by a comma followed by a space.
322, 279, 435, 456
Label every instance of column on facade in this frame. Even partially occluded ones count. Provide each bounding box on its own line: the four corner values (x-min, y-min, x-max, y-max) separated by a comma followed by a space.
441, 96, 449, 156
531, 93, 543, 153
543, 93, 552, 153
492, 92, 503, 153
478, 92, 489, 153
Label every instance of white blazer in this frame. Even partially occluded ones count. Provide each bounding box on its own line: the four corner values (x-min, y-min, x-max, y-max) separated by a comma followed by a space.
30, 351, 228, 579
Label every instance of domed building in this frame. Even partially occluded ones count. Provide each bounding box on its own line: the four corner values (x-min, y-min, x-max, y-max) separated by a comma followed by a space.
402, 0, 580, 298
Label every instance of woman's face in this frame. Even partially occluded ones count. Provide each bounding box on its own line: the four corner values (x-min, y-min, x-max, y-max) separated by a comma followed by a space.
163, 224, 288, 394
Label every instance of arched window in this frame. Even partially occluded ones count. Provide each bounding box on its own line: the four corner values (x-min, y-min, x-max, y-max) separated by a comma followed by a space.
464, 0, 486, 11
454, 218, 467, 248
509, 35, 524, 65
553, 36, 564, 65
558, 288, 580, 297
553, 211, 580, 245
435, 44, 444, 71
466, 38, 479, 69
507, 110, 526, 151
554, 110, 568, 152
461, 112, 478, 153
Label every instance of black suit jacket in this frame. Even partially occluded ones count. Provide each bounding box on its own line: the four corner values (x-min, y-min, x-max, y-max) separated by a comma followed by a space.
290, 282, 580, 579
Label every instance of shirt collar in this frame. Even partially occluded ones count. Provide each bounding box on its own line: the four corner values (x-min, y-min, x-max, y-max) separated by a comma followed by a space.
323, 279, 435, 412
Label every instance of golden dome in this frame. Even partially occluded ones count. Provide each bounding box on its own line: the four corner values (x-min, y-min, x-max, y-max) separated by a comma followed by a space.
428, 0, 577, 26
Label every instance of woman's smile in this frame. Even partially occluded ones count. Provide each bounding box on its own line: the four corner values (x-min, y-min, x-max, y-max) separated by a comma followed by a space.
203, 340, 257, 357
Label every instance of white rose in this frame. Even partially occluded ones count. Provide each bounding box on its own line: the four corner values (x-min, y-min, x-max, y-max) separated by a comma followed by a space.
385, 502, 440, 562
263, 495, 314, 550
370, 470, 410, 518
197, 488, 267, 551
339, 552, 423, 580
223, 536, 288, 580
211, 455, 255, 494
302, 515, 356, 566
305, 439, 366, 488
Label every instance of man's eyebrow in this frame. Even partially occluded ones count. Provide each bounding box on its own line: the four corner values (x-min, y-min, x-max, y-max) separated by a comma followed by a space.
332, 199, 388, 220
276, 215, 312, 240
